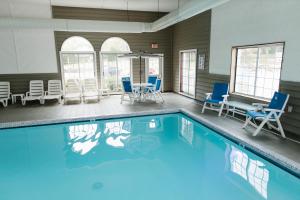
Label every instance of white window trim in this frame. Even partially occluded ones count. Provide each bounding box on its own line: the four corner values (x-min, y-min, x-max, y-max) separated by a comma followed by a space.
59, 51, 98, 92
145, 53, 164, 92
99, 52, 133, 94
230, 42, 284, 101
179, 49, 197, 99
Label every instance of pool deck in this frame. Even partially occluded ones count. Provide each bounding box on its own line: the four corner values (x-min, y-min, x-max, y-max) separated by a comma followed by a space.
0, 92, 300, 176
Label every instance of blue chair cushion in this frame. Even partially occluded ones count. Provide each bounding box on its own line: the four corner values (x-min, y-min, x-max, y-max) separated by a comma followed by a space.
205, 99, 222, 104
211, 83, 229, 101
247, 111, 275, 119
268, 92, 288, 110
148, 76, 158, 85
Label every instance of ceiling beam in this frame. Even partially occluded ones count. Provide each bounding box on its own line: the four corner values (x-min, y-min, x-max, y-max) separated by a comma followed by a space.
0, 0, 230, 33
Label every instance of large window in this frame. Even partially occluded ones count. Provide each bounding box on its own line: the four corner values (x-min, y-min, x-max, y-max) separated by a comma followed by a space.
232, 43, 284, 99
100, 37, 131, 93
60, 36, 96, 88
179, 49, 197, 97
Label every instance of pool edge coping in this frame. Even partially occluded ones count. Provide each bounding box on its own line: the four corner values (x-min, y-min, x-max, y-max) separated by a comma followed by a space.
0, 108, 299, 177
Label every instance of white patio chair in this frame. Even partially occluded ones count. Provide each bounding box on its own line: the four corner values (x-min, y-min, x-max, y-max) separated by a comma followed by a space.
202, 83, 229, 116
120, 77, 139, 104
243, 92, 289, 138
64, 79, 82, 104
145, 78, 164, 103
22, 80, 44, 106
44, 80, 63, 104
82, 78, 99, 103
0, 82, 11, 107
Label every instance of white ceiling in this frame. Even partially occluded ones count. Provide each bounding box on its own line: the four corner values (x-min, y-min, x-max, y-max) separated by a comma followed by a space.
51, 0, 191, 12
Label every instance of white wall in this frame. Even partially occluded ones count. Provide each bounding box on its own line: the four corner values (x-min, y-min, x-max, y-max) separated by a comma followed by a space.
0, 0, 58, 74
210, 0, 300, 82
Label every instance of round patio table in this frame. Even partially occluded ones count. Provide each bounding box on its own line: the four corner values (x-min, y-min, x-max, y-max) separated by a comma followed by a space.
132, 83, 154, 101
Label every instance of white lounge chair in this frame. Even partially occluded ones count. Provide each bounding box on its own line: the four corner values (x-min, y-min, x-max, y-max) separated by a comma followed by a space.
64, 79, 82, 104
243, 92, 289, 138
82, 78, 99, 103
0, 82, 11, 107
22, 80, 44, 105
44, 80, 63, 104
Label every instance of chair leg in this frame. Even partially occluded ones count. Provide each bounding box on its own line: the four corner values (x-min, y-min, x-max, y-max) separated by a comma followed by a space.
120, 94, 124, 104
275, 117, 286, 138
243, 116, 251, 128
218, 103, 225, 117
22, 99, 26, 106
202, 102, 207, 113
4, 99, 8, 107
253, 117, 269, 136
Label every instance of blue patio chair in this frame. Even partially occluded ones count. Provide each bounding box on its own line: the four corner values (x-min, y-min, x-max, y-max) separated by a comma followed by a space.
146, 78, 164, 103
243, 92, 289, 138
201, 83, 229, 116
147, 75, 158, 85
120, 77, 138, 104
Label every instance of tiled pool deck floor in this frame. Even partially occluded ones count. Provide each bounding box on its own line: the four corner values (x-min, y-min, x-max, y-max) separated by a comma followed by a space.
0, 92, 300, 175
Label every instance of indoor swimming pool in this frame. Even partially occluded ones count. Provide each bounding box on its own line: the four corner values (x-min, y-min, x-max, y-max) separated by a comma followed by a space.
0, 113, 299, 200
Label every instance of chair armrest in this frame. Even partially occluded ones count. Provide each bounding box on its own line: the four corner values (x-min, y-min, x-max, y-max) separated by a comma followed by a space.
264, 108, 283, 113
205, 93, 212, 99
221, 94, 229, 102
25, 92, 30, 97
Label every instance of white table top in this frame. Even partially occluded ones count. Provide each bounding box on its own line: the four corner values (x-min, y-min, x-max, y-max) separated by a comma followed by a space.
133, 83, 153, 87
225, 101, 257, 111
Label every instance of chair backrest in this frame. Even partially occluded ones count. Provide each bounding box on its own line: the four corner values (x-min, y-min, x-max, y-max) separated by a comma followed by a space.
65, 79, 81, 94
29, 80, 44, 96
155, 79, 162, 91
0, 82, 10, 99
268, 92, 289, 114
48, 80, 62, 95
121, 77, 132, 93
148, 75, 158, 85
83, 78, 98, 92
211, 83, 229, 101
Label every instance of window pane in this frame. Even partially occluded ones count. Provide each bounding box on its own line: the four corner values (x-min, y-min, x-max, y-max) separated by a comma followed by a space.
180, 50, 196, 96
234, 43, 283, 99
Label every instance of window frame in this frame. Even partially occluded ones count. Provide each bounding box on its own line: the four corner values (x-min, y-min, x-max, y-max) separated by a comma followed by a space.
145, 54, 164, 92
179, 49, 197, 99
230, 42, 285, 101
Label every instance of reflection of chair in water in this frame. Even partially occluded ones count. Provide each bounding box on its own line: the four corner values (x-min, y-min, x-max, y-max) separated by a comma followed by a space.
68, 124, 101, 155
104, 120, 131, 148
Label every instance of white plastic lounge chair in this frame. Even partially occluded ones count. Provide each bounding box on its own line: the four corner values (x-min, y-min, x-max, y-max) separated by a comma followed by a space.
0, 82, 11, 107
22, 80, 44, 105
44, 80, 63, 104
64, 79, 82, 104
146, 78, 164, 103
202, 83, 229, 116
243, 92, 289, 138
120, 77, 138, 104
82, 78, 99, 102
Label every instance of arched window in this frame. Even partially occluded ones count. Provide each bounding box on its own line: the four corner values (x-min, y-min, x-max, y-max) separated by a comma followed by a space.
60, 36, 97, 93
100, 37, 131, 93
61, 36, 94, 52
101, 37, 130, 53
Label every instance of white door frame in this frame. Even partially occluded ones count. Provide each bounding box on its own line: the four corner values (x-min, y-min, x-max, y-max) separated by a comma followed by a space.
145, 54, 164, 92
59, 51, 97, 92
99, 51, 133, 94
178, 49, 197, 98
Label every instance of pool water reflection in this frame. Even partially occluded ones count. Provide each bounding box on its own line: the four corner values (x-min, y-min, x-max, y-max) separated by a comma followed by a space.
0, 114, 299, 200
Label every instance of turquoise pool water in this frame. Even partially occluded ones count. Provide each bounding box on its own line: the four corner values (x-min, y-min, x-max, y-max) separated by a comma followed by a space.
0, 113, 299, 200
